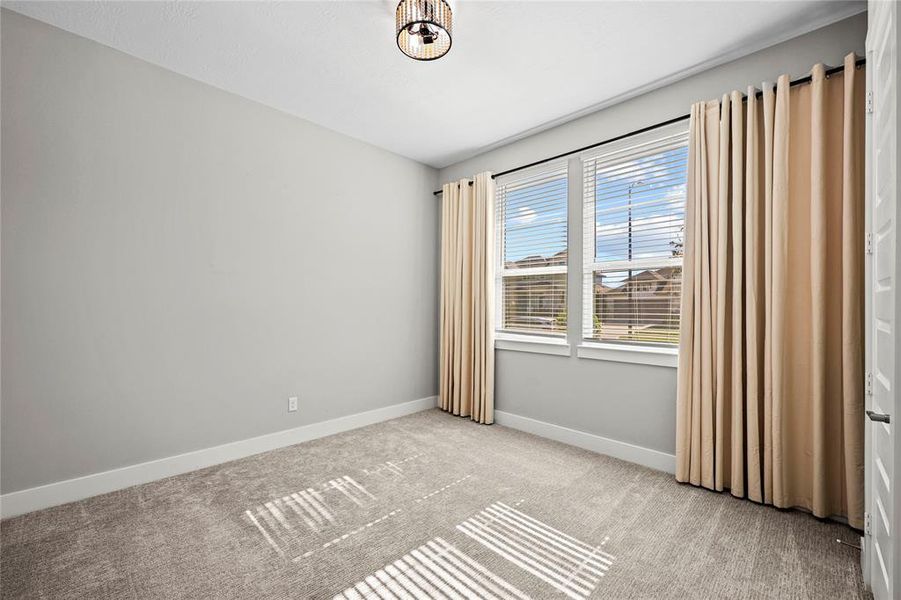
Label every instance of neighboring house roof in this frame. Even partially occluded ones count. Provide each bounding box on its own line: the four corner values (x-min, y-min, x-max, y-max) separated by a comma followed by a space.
506, 248, 568, 270
595, 266, 681, 295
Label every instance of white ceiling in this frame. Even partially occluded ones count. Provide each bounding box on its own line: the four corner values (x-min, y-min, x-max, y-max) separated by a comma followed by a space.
4, 1, 865, 168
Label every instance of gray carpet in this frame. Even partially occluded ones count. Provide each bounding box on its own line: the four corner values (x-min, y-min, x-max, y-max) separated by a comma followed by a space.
1, 409, 868, 599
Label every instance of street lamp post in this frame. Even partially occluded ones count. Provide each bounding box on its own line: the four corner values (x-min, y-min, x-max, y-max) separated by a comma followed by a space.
627, 180, 644, 340
628, 180, 644, 262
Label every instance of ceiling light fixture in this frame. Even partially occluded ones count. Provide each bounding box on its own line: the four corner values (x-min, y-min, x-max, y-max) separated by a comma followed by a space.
396, 0, 453, 61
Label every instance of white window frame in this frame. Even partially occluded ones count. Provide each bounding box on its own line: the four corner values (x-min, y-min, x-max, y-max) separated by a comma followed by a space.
578, 121, 689, 367
495, 160, 570, 355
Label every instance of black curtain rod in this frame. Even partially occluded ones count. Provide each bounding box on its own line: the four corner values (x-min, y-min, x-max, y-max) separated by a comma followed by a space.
432, 57, 865, 196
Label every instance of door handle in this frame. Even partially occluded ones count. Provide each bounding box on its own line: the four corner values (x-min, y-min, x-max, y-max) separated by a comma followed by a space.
866, 410, 891, 424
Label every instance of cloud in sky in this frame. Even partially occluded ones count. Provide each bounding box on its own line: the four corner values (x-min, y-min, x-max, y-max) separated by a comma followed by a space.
511, 205, 538, 224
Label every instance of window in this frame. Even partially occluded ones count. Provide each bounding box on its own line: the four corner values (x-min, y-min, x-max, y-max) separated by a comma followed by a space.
496, 162, 568, 338
581, 122, 689, 346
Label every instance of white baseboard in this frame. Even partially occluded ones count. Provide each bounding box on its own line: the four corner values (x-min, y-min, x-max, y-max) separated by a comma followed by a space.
494, 410, 676, 474
0, 395, 438, 519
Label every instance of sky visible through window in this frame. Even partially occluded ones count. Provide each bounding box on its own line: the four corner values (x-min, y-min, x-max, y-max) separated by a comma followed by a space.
503, 177, 567, 266
502, 146, 687, 278
593, 145, 688, 288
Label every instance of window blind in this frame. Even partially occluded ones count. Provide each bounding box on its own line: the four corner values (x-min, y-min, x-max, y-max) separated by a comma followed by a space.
581, 123, 689, 345
496, 162, 568, 336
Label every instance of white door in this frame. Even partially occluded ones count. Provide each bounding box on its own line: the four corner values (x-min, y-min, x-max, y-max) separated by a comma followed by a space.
865, 1, 899, 598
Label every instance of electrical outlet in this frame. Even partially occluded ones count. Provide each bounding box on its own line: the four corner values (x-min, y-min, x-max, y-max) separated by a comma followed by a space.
288, 396, 298, 412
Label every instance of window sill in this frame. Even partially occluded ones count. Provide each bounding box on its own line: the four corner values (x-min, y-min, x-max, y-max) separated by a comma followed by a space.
576, 342, 678, 368
495, 333, 571, 356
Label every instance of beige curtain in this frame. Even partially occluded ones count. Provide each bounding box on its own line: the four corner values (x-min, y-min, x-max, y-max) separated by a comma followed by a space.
676, 54, 865, 528
439, 172, 495, 424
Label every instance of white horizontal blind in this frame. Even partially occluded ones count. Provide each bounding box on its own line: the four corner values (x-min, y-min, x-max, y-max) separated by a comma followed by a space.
496, 162, 568, 336
582, 122, 689, 345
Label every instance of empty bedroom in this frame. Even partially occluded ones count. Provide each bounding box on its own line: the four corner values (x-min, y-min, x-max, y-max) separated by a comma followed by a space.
1, 1, 900, 598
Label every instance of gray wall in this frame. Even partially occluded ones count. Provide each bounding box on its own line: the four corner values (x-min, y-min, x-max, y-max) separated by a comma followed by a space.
440, 13, 868, 456
0, 10, 439, 494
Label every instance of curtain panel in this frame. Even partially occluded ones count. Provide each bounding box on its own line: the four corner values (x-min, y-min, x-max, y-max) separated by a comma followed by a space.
439, 172, 496, 424
676, 54, 865, 528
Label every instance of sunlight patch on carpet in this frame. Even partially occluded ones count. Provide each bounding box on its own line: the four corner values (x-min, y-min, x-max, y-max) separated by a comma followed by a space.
457, 502, 614, 600
244, 475, 377, 554
333, 537, 530, 600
